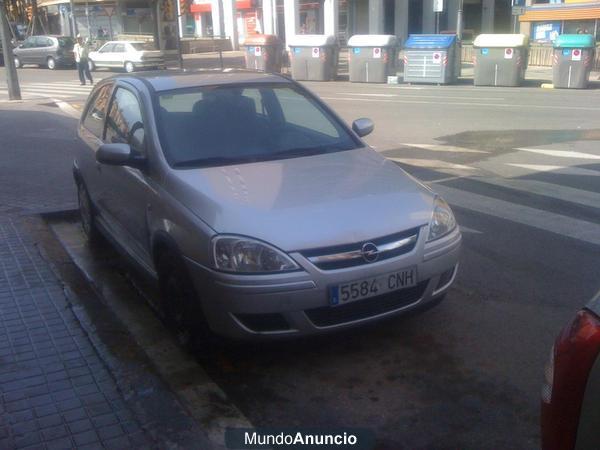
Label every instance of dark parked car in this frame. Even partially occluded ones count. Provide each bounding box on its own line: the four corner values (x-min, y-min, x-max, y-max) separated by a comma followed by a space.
13, 35, 75, 69
541, 291, 600, 449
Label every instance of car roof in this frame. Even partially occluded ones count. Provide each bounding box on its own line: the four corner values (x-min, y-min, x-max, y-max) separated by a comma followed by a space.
113, 70, 293, 92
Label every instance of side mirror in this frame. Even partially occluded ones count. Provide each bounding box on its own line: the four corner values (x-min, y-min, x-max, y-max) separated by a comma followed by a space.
352, 118, 374, 138
96, 143, 145, 169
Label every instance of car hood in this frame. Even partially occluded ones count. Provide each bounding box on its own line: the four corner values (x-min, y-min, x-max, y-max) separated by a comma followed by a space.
165, 148, 435, 251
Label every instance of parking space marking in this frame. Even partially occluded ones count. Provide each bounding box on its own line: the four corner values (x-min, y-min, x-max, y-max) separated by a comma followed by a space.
433, 184, 600, 246
516, 147, 600, 160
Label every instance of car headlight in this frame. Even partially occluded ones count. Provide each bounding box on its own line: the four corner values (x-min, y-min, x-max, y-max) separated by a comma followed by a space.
212, 236, 299, 273
427, 197, 457, 242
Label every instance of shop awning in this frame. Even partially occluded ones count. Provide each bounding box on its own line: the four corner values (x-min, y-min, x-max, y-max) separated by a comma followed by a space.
520, 6, 600, 22
38, 0, 108, 6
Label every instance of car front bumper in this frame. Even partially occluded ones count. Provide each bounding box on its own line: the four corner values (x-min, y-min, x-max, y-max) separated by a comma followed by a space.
184, 226, 461, 339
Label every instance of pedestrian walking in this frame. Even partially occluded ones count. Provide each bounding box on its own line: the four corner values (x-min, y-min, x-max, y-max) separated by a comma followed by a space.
74, 35, 93, 86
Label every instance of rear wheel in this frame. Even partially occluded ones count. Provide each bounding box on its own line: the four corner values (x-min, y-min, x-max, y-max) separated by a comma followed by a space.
124, 61, 135, 73
13, 56, 21, 68
47, 57, 56, 70
157, 249, 213, 348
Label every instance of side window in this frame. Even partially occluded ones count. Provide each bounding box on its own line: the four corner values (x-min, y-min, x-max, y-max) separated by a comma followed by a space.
82, 84, 113, 138
100, 44, 114, 53
105, 88, 145, 155
113, 44, 125, 53
23, 37, 35, 48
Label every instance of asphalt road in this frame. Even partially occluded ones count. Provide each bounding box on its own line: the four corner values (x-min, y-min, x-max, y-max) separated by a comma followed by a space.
1, 65, 599, 449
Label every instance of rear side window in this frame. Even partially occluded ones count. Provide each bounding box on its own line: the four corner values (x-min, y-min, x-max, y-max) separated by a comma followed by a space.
82, 84, 113, 138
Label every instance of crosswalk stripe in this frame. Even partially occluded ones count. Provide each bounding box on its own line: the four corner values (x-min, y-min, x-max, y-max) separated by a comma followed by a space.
26, 83, 94, 90
433, 184, 600, 246
389, 157, 477, 171
18, 87, 91, 95
337, 93, 505, 101
506, 163, 600, 177
399, 143, 489, 154
516, 148, 600, 160
466, 176, 600, 210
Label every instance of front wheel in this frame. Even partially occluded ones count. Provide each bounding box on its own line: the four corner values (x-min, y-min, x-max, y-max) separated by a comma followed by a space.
88, 60, 95, 71
14, 56, 21, 68
157, 249, 213, 348
47, 57, 56, 70
124, 61, 135, 73
77, 181, 101, 243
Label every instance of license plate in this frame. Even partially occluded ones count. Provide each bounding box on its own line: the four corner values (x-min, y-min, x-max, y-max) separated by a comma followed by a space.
329, 267, 417, 306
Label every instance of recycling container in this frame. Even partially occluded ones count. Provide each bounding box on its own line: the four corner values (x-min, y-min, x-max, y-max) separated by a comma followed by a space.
473, 34, 529, 87
347, 35, 399, 83
403, 34, 461, 84
288, 35, 338, 81
552, 34, 596, 89
243, 34, 284, 73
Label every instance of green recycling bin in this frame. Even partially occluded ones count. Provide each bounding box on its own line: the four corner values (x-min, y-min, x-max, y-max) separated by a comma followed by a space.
553, 34, 596, 89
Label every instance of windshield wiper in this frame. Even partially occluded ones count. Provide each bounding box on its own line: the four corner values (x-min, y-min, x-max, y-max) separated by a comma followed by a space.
173, 156, 243, 168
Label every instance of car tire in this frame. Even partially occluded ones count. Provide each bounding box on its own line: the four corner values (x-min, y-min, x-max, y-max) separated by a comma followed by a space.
88, 60, 95, 71
124, 61, 135, 73
156, 248, 214, 349
77, 181, 102, 244
47, 57, 56, 70
13, 56, 21, 68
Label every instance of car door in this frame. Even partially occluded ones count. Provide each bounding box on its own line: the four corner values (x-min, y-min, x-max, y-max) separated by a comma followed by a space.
93, 43, 114, 67
16, 37, 36, 64
78, 83, 115, 208
31, 37, 47, 64
100, 84, 155, 268
110, 43, 126, 68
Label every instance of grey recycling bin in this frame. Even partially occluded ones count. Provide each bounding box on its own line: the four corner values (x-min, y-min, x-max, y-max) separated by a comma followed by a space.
347, 35, 399, 83
288, 35, 338, 81
473, 34, 529, 87
403, 34, 461, 84
552, 34, 596, 89
243, 34, 284, 73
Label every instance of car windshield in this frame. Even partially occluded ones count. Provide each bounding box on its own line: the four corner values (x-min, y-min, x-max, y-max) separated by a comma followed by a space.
58, 37, 74, 49
130, 43, 155, 51
155, 84, 361, 168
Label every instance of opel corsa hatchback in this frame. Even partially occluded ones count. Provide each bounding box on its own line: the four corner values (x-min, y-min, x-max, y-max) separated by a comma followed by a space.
74, 71, 461, 340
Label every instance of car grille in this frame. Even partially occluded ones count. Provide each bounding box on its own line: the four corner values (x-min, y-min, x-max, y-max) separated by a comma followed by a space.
304, 281, 428, 327
300, 227, 420, 270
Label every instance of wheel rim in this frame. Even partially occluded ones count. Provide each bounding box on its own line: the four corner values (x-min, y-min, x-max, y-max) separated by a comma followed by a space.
88, 61, 94, 71
125, 62, 134, 73
48, 58, 55, 69
14, 57, 19, 68
78, 186, 92, 236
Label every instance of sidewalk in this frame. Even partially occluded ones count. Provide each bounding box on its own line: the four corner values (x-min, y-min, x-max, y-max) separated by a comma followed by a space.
0, 218, 154, 449
0, 104, 214, 449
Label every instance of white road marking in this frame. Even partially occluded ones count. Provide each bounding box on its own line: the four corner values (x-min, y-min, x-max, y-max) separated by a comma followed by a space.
433, 184, 600, 246
516, 148, 600, 160
389, 157, 477, 171
337, 93, 505, 101
471, 177, 600, 210
506, 164, 600, 177
320, 96, 600, 111
399, 143, 489, 154
459, 225, 483, 234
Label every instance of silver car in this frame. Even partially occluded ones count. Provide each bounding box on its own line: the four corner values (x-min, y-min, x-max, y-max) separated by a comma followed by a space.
73, 71, 461, 340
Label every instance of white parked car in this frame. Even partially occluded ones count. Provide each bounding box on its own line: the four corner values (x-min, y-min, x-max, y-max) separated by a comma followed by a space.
88, 41, 165, 73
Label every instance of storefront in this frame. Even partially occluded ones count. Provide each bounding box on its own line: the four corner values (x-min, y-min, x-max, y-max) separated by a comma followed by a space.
520, 3, 600, 42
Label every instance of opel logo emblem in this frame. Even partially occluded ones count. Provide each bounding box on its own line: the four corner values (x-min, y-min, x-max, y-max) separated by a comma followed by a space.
361, 242, 379, 263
